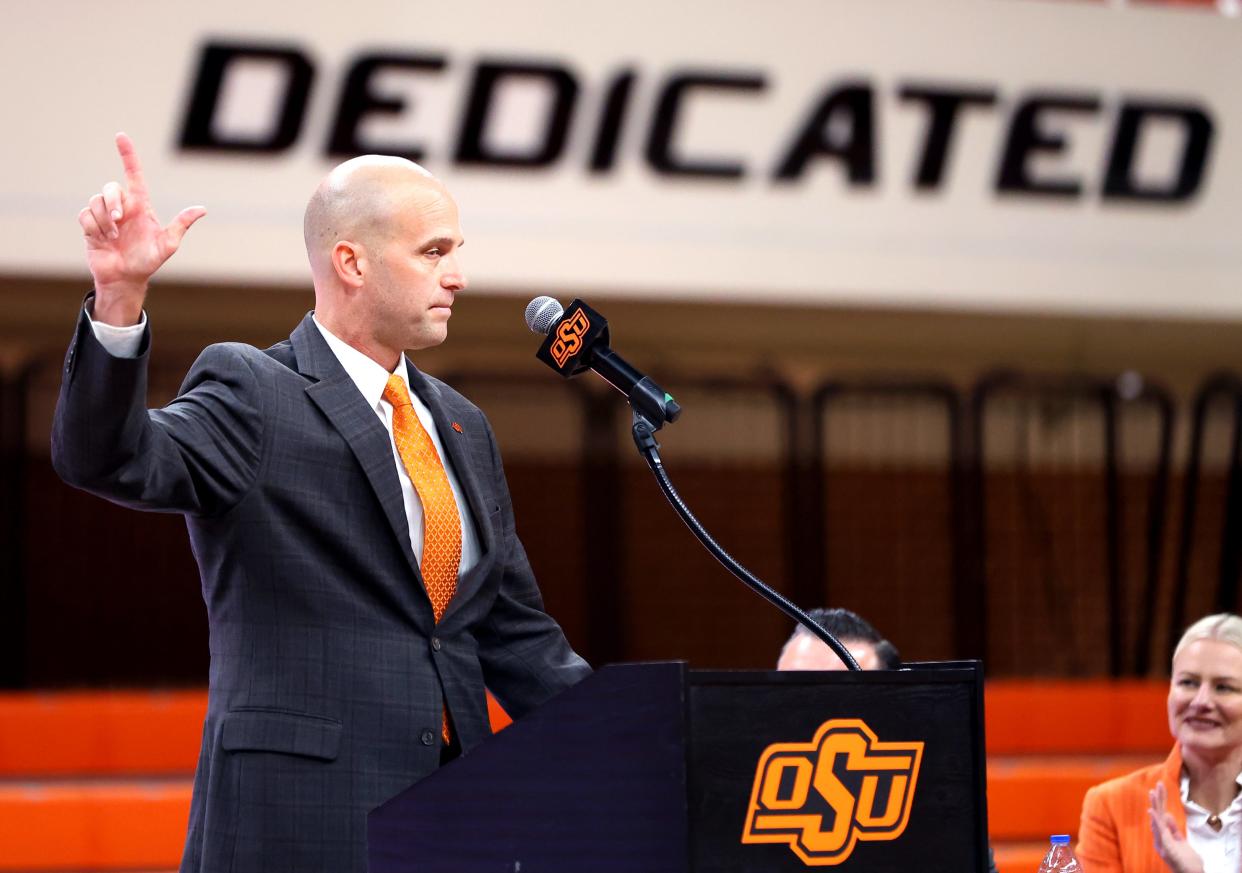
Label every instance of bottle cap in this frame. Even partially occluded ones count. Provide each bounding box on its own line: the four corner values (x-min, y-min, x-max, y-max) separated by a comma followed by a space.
1051, 835, 1071, 845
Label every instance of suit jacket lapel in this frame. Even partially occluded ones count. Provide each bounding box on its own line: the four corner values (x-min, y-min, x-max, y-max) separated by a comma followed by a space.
290, 317, 429, 620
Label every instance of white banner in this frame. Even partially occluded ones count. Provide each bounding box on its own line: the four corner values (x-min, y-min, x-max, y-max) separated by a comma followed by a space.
1, 1, 1239, 318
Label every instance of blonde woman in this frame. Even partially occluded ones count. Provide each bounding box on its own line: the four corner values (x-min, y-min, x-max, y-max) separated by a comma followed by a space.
1078, 614, 1242, 873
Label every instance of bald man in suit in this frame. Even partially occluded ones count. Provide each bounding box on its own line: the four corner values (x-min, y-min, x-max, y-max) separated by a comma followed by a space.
53, 134, 590, 873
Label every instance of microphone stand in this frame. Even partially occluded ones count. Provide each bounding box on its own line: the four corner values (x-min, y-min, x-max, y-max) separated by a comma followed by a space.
630, 410, 861, 672
528, 296, 858, 671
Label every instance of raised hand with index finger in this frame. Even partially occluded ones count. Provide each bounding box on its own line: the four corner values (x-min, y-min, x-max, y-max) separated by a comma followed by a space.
77, 132, 206, 326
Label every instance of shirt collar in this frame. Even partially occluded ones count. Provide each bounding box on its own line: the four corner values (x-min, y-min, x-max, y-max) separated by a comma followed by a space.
1179, 769, 1242, 811
311, 315, 410, 410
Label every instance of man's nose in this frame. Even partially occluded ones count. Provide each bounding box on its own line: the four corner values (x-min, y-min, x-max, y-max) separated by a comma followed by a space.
441, 254, 467, 292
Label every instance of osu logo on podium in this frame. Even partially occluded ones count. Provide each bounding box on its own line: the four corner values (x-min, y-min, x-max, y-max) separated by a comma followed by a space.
549, 309, 591, 368
741, 719, 924, 866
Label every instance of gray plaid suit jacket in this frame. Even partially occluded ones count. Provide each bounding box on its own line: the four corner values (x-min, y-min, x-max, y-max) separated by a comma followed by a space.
51, 307, 591, 873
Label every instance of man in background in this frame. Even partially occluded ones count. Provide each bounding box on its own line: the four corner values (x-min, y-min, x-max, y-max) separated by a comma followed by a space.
777, 606, 901, 671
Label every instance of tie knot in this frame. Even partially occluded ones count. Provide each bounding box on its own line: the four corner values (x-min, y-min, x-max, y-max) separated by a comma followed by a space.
383, 374, 413, 409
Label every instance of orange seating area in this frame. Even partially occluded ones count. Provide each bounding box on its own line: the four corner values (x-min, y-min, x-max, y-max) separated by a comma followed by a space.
0, 681, 1169, 872
987, 681, 1169, 872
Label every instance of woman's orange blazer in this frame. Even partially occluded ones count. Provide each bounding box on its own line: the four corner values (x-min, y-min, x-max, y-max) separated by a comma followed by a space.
1077, 745, 1184, 873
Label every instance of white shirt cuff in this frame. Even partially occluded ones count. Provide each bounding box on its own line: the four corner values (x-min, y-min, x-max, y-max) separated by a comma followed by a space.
86, 306, 147, 358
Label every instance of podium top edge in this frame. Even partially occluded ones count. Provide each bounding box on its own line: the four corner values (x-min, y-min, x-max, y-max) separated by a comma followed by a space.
596, 660, 984, 685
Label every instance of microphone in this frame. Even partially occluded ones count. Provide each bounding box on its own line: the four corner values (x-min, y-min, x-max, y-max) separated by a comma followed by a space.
525, 296, 681, 427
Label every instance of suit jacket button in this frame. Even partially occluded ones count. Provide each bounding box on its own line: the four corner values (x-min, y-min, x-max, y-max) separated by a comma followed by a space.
431, 637, 442, 652
420, 729, 436, 746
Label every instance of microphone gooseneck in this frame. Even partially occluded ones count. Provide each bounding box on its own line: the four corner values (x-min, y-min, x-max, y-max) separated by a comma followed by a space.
630, 417, 861, 673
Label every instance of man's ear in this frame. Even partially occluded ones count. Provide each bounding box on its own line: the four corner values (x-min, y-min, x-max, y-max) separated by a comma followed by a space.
332, 240, 367, 288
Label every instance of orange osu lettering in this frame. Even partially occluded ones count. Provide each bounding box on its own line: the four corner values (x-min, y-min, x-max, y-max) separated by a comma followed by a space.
741, 719, 923, 866
549, 309, 591, 368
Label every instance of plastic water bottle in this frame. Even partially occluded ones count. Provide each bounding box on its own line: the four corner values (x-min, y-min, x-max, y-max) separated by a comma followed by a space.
1037, 834, 1081, 872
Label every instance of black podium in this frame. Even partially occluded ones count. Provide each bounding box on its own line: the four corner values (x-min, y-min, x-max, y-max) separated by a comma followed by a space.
368, 661, 989, 873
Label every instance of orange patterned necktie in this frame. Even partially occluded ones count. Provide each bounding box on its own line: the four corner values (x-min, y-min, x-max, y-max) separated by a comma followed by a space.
383, 374, 462, 743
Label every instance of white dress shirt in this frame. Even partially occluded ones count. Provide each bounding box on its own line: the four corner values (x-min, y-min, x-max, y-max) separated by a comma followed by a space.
1180, 771, 1242, 873
87, 308, 481, 579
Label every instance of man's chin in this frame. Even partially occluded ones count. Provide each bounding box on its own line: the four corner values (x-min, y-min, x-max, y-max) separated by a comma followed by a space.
405, 329, 449, 352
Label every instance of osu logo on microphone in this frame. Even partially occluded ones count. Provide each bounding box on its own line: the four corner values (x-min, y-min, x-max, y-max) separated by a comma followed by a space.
741, 719, 923, 866
549, 309, 591, 368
